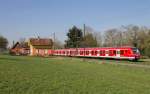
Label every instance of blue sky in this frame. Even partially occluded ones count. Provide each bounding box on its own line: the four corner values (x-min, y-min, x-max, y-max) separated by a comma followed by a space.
0, 0, 150, 46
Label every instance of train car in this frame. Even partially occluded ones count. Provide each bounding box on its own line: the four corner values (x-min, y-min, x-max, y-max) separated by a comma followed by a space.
53, 47, 140, 61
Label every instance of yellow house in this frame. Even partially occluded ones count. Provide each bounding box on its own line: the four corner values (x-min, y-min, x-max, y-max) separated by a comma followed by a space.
28, 38, 53, 56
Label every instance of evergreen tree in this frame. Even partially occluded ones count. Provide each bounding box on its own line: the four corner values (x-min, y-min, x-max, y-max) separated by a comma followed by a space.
65, 26, 83, 48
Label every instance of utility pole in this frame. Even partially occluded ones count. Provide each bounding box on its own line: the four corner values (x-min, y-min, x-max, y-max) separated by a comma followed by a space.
53, 32, 55, 50
75, 30, 78, 56
120, 31, 122, 47
83, 24, 86, 38
83, 24, 86, 60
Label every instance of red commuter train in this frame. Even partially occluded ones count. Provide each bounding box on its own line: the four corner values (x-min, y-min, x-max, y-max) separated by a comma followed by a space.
53, 47, 140, 61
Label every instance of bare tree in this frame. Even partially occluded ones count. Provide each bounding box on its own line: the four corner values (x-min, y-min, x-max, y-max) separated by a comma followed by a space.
103, 29, 118, 47
54, 39, 64, 49
123, 25, 140, 47
84, 25, 102, 47
19, 38, 26, 45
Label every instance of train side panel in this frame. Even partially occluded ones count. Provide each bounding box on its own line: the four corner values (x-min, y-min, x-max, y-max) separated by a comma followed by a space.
53, 47, 140, 60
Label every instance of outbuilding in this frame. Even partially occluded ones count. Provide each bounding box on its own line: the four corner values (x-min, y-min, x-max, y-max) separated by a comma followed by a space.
10, 42, 30, 55
28, 38, 53, 56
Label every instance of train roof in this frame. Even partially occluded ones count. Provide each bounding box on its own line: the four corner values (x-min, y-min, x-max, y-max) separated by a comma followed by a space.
55, 46, 137, 51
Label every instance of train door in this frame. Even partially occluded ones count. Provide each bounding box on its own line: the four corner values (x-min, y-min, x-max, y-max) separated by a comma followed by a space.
89, 50, 91, 56
108, 50, 115, 56
120, 50, 125, 57
100, 50, 105, 56
116, 49, 120, 58
65, 50, 67, 56
75, 49, 78, 56
77, 49, 80, 56
113, 50, 116, 56
105, 50, 109, 57
97, 50, 100, 56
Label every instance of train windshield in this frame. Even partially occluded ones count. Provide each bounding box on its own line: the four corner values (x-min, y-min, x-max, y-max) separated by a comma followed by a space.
132, 48, 140, 54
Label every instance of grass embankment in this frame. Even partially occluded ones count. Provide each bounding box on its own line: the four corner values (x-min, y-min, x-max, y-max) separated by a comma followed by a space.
0, 55, 150, 94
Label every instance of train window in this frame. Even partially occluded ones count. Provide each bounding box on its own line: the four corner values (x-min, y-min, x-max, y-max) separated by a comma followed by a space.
113, 50, 116, 54
100, 50, 105, 55
106, 50, 109, 54
128, 50, 131, 54
132, 48, 140, 54
95, 51, 97, 55
91, 51, 94, 55
80, 51, 82, 55
117, 51, 120, 54
80, 51, 83, 55
70, 51, 72, 54
100, 50, 103, 55
86, 51, 89, 55
82, 51, 84, 55
76, 51, 78, 55
103, 50, 105, 55
97, 50, 100, 55
109, 50, 112, 55
99, 50, 101, 54
120, 50, 124, 55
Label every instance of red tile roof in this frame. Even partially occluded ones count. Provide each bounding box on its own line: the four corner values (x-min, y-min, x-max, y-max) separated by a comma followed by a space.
29, 38, 53, 46
11, 42, 29, 49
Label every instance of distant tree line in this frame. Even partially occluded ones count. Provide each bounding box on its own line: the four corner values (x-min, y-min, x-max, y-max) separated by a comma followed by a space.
64, 25, 150, 57
1, 24, 150, 57
0, 35, 8, 53
64, 26, 100, 48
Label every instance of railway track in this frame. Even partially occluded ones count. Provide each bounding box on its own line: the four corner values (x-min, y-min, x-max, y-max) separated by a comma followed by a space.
51, 56, 150, 69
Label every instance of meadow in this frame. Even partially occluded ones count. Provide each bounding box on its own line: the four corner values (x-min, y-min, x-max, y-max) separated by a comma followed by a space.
0, 55, 150, 94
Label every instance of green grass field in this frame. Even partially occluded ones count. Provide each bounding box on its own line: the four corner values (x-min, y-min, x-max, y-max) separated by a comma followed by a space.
0, 55, 150, 94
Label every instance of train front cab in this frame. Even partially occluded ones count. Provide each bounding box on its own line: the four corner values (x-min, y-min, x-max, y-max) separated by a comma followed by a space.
130, 48, 140, 61
116, 47, 140, 61
102, 47, 140, 61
